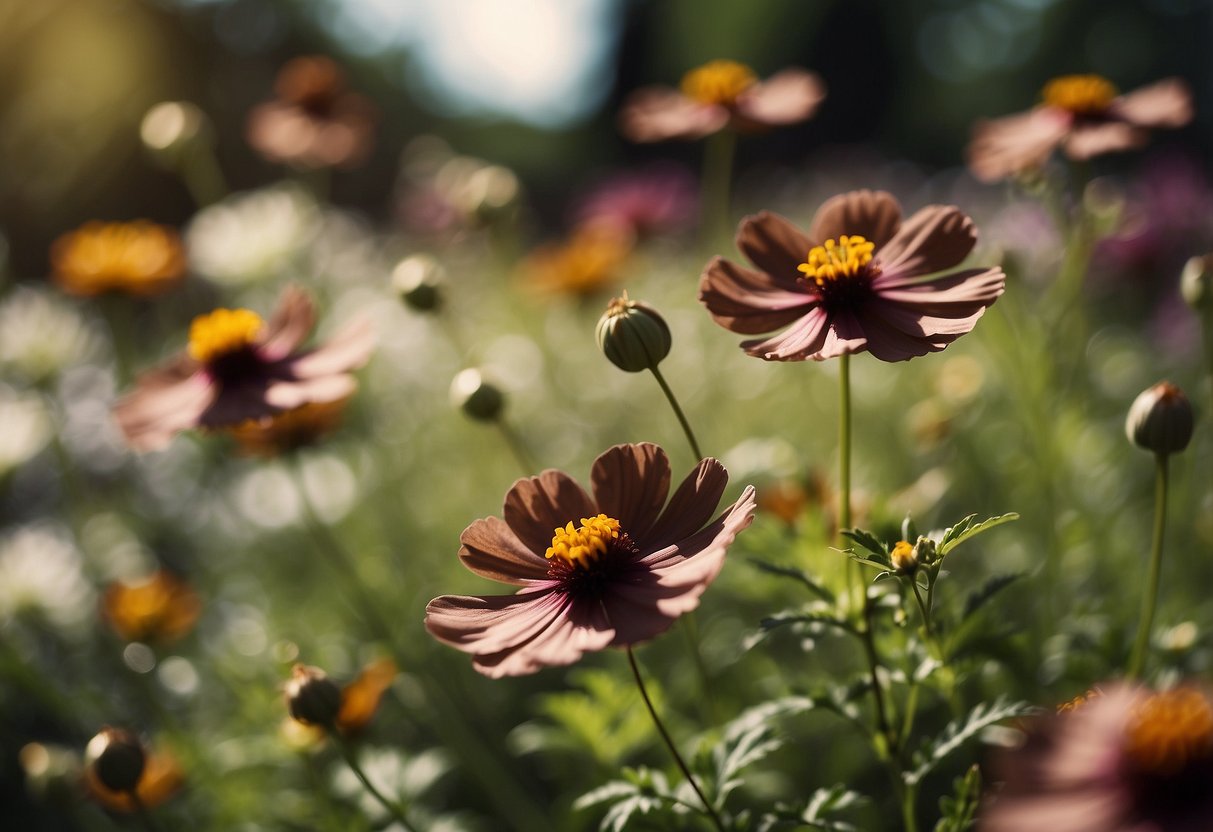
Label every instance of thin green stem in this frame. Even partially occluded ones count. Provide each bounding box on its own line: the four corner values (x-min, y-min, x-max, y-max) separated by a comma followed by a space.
838, 353, 857, 609
626, 647, 726, 832
1128, 454, 1170, 680
900, 781, 920, 832
179, 145, 229, 207
332, 736, 420, 832
909, 578, 932, 638
497, 421, 539, 475
701, 129, 737, 245
859, 590, 894, 754
650, 365, 703, 460
128, 790, 162, 832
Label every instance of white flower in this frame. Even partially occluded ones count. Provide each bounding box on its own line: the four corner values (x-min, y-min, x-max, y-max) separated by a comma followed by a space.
0, 523, 95, 632
0, 288, 101, 382
0, 385, 50, 476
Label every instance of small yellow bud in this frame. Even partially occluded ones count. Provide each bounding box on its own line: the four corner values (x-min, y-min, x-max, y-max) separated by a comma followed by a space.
890, 540, 918, 574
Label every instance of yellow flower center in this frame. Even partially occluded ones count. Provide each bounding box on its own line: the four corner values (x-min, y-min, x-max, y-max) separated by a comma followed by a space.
797, 236, 876, 286
680, 60, 757, 106
545, 514, 621, 568
188, 308, 264, 363
1124, 688, 1213, 776
1042, 74, 1118, 115
890, 540, 917, 572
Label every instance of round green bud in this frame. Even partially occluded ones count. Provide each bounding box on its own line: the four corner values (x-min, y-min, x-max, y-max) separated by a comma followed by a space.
392, 254, 445, 312
85, 727, 146, 793
1126, 381, 1194, 456
1181, 254, 1213, 312
285, 664, 343, 727
596, 295, 672, 373
450, 368, 504, 422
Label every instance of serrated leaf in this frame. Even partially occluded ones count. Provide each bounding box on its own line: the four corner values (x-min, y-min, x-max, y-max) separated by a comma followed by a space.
934, 765, 982, 832
574, 781, 640, 811
905, 699, 1036, 786
841, 528, 888, 558
961, 573, 1023, 621
759, 606, 852, 636
747, 558, 835, 602
803, 785, 866, 822
938, 513, 1019, 557
711, 697, 815, 805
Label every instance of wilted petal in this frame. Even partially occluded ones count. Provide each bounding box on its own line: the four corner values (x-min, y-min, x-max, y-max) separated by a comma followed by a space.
1112, 78, 1193, 128
591, 443, 671, 541
699, 256, 815, 335
967, 108, 1070, 183
740, 306, 829, 360
287, 316, 375, 378
875, 205, 977, 280
260, 286, 316, 359
736, 211, 815, 282
734, 68, 826, 126
808, 190, 902, 249
1063, 122, 1147, 161
502, 471, 597, 555
113, 368, 215, 452
459, 516, 552, 585
618, 87, 730, 142
646, 458, 729, 551
337, 658, 397, 733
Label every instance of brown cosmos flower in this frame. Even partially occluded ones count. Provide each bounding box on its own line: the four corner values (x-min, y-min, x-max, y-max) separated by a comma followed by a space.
699, 190, 1006, 361
968, 75, 1192, 183
103, 570, 201, 644
51, 221, 186, 297
246, 55, 376, 170
227, 395, 351, 457
112, 286, 373, 452
282, 658, 398, 746
620, 60, 825, 142
982, 685, 1213, 831
426, 443, 756, 678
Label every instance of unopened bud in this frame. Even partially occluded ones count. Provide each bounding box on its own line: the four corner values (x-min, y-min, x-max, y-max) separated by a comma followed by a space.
85, 728, 146, 793
392, 254, 445, 312
285, 665, 342, 727
913, 535, 937, 566
1126, 381, 1193, 455
450, 369, 504, 422
890, 540, 918, 574
140, 102, 211, 165
1181, 254, 1213, 312
596, 295, 672, 373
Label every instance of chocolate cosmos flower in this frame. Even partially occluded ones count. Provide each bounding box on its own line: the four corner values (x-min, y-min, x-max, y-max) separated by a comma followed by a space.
982, 685, 1213, 831
426, 443, 757, 678
113, 287, 373, 451
968, 75, 1192, 183
620, 60, 825, 143
699, 190, 1006, 362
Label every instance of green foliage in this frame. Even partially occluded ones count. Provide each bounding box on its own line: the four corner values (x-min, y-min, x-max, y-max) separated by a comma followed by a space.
934, 766, 982, 832
904, 699, 1037, 787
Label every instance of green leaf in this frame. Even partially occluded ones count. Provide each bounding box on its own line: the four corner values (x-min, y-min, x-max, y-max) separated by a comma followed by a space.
710, 697, 815, 806
747, 558, 835, 602
905, 698, 1036, 786
937, 513, 1019, 557
759, 605, 853, 637
574, 768, 682, 832
961, 573, 1024, 621
934, 765, 982, 832
841, 528, 887, 558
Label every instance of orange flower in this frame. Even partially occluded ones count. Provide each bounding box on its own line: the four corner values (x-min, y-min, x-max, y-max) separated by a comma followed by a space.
50, 221, 185, 297
336, 657, 397, 734
227, 396, 350, 457
103, 570, 201, 644
521, 223, 634, 296
85, 743, 184, 813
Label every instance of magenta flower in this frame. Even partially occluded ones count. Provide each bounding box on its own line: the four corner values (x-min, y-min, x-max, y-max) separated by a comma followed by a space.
113, 287, 373, 451
699, 190, 1006, 362
620, 60, 825, 143
572, 163, 698, 238
425, 443, 756, 678
968, 75, 1192, 183
982, 685, 1213, 831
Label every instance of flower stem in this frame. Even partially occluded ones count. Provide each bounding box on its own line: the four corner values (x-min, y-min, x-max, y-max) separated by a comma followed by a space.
838, 352, 857, 609
497, 420, 539, 475
701, 129, 736, 245
1128, 453, 1170, 680
626, 646, 725, 832
859, 589, 894, 754
650, 365, 703, 460
332, 735, 420, 832
128, 790, 162, 832
180, 144, 229, 208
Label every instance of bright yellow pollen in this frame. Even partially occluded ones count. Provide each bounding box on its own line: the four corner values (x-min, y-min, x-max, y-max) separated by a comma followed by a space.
188, 308, 264, 363
797, 235, 876, 286
545, 514, 621, 568
680, 60, 757, 106
1124, 688, 1213, 776
890, 540, 916, 572
1042, 74, 1118, 115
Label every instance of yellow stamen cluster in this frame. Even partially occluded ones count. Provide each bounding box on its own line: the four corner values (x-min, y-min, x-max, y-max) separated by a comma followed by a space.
797, 236, 876, 286
1125, 688, 1213, 776
545, 514, 621, 568
50, 221, 186, 297
1042, 74, 1118, 115
188, 308, 264, 363
890, 540, 917, 573
680, 60, 758, 106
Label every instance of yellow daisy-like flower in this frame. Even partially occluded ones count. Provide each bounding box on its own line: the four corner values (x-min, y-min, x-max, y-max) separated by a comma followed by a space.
50, 221, 186, 297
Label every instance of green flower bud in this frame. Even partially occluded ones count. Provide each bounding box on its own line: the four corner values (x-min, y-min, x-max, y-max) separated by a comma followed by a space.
85, 727, 146, 793
285, 664, 343, 727
1126, 381, 1193, 455
392, 254, 445, 312
596, 295, 672, 373
913, 535, 937, 567
450, 368, 504, 422
1181, 254, 1213, 312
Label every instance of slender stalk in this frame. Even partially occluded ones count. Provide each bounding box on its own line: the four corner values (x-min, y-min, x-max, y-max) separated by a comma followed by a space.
701, 129, 737, 245
128, 791, 162, 832
180, 145, 229, 207
1128, 454, 1170, 680
909, 578, 932, 638
838, 353, 857, 609
497, 421, 539, 475
332, 736, 420, 832
650, 365, 703, 460
626, 647, 725, 832
859, 590, 893, 754
900, 782, 920, 832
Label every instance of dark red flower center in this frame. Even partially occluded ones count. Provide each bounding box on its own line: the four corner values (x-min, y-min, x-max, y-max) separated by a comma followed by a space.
545, 514, 641, 600
188, 308, 271, 387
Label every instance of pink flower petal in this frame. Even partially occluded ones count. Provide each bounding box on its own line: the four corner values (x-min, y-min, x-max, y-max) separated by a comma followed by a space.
1111, 78, 1193, 129
699, 256, 816, 335
287, 316, 375, 378
618, 87, 730, 142
459, 516, 551, 585
733, 68, 826, 126
113, 370, 215, 452
259, 286, 316, 360
874, 266, 1006, 306
502, 470, 597, 555
808, 190, 902, 249
740, 306, 829, 360
811, 309, 868, 361
967, 107, 1070, 183
1063, 122, 1147, 161
263, 374, 357, 411
647, 458, 730, 551
874, 205, 978, 281
736, 211, 816, 284
590, 443, 671, 540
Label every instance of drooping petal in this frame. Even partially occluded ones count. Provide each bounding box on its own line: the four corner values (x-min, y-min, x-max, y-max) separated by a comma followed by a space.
733, 68, 826, 126
200, 383, 287, 427
851, 309, 949, 362
740, 306, 829, 360
874, 205, 977, 281
502, 470, 597, 555
874, 266, 1007, 307
286, 316, 375, 378
113, 365, 216, 452
1111, 78, 1193, 128
699, 256, 816, 335
865, 294, 991, 338
646, 458, 729, 551
735, 211, 815, 283
1062, 122, 1147, 161
590, 443, 671, 541
618, 87, 730, 142
259, 285, 316, 360
808, 308, 868, 361
459, 516, 551, 585
967, 107, 1071, 183
808, 190, 902, 249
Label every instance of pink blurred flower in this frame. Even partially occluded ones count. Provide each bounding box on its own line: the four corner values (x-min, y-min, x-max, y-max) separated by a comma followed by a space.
572, 163, 698, 238
113, 287, 373, 452
620, 60, 825, 143
983, 685, 1213, 831
425, 443, 756, 678
699, 190, 1005, 362
968, 75, 1192, 183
